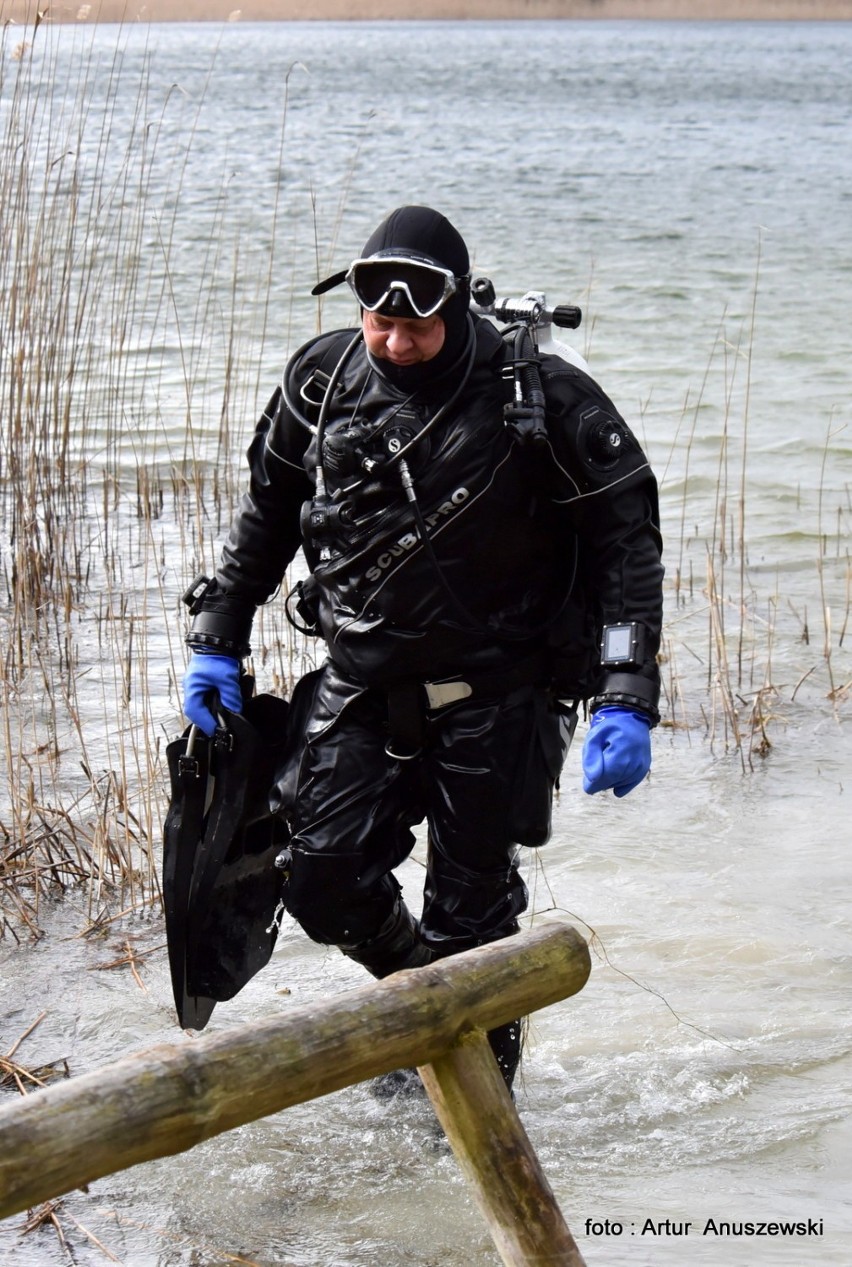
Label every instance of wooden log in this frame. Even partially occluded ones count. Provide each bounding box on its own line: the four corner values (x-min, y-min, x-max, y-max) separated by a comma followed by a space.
0, 920, 589, 1220
420, 1031, 587, 1267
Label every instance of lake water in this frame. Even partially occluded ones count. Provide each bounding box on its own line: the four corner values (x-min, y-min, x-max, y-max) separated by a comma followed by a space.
1, 17, 851, 1267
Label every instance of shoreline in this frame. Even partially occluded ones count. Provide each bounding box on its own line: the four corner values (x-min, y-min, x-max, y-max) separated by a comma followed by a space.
3, 1, 852, 26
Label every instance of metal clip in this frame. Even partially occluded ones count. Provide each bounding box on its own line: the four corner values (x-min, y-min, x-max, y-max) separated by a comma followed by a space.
266, 899, 286, 936
384, 740, 422, 761
423, 680, 473, 710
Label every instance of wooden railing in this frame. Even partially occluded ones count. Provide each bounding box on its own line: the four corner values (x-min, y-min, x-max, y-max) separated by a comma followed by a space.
0, 920, 591, 1266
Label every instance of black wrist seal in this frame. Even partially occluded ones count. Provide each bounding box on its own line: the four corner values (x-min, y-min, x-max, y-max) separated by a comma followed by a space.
590, 671, 660, 727
182, 573, 254, 659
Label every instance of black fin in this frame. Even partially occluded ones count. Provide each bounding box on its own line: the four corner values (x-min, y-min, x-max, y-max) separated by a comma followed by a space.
162, 692, 291, 1031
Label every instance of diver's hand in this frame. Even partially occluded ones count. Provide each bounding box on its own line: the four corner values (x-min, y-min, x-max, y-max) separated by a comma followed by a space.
582, 706, 652, 798
182, 651, 242, 736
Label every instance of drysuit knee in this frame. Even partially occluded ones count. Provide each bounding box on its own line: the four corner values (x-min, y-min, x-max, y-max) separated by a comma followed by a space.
339, 899, 432, 979
276, 845, 403, 948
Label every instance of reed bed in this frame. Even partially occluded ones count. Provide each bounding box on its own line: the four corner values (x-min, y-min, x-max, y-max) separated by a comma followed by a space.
1, 20, 849, 940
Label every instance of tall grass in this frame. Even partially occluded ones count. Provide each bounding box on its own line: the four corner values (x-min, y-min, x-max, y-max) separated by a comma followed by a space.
0, 19, 310, 938
657, 251, 850, 767
0, 20, 849, 939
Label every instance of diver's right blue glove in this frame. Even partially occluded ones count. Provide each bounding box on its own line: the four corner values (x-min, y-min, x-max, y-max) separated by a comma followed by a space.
182, 651, 242, 737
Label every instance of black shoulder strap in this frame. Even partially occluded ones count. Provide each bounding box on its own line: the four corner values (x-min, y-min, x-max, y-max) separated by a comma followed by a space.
293, 329, 360, 419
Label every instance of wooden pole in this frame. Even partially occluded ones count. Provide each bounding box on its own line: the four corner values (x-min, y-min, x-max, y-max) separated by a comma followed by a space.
420, 1031, 587, 1267
0, 921, 590, 1222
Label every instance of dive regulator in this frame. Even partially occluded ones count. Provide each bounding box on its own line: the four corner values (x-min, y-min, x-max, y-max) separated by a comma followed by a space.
470, 276, 584, 447
470, 276, 582, 336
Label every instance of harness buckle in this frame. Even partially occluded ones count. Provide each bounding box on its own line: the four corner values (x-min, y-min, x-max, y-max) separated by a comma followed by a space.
423, 680, 473, 710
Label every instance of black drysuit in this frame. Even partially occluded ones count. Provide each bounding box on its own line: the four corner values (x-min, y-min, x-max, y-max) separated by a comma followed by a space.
191, 315, 663, 1039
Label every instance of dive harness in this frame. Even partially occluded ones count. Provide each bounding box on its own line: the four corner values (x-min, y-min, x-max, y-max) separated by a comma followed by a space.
294, 312, 576, 648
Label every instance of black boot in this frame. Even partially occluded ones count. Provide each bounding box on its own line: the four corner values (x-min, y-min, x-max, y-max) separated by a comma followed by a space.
341, 901, 432, 1101
488, 1018, 523, 1093
340, 899, 432, 979
371, 1021, 523, 1105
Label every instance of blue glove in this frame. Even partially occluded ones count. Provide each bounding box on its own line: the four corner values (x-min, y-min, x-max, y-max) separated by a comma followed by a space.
582, 706, 652, 798
182, 651, 242, 737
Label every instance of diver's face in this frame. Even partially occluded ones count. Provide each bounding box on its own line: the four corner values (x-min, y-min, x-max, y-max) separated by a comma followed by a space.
362, 310, 446, 367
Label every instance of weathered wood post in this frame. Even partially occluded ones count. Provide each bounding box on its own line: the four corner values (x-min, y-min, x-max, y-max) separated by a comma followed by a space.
421, 1030, 588, 1266
0, 921, 591, 1265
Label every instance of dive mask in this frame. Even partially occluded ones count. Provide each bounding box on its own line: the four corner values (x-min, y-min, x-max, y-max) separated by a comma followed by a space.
346, 254, 465, 319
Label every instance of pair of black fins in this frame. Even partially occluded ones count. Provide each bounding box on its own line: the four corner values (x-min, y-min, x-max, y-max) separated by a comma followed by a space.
162, 687, 292, 1031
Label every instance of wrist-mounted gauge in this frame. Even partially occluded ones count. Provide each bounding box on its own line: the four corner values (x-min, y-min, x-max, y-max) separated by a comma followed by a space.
600, 622, 645, 670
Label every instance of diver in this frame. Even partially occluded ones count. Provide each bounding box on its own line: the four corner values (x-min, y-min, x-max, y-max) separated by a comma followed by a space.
180, 205, 664, 1090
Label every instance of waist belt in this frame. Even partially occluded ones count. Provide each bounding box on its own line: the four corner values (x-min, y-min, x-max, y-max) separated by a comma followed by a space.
385, 652, 547, 761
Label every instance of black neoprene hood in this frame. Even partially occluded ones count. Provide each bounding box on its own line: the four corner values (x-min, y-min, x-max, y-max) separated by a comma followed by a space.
312, 204, 474, 389
312, 204, 471, 317
360, 205, 471, 338
360, 205, 470, 279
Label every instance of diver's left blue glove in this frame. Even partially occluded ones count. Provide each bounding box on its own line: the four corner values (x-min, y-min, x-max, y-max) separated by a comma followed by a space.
582, 706, 652, 798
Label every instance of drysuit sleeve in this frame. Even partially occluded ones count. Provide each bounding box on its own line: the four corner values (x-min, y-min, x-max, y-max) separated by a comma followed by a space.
541, 361, 664, 721
186, 378, 314, 658
217, 385, 313, 599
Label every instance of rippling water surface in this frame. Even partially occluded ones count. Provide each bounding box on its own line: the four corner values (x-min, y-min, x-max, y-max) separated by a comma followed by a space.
1, 18, 851, 1267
